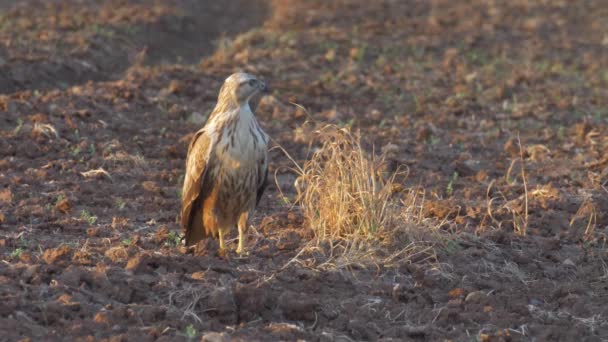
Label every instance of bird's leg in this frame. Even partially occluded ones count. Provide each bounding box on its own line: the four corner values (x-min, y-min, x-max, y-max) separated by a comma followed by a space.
236, 212, 249, 256
218, 228, 226, 251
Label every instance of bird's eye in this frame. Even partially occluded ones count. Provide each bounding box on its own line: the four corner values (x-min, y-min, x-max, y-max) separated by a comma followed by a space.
248, 79, 256, 86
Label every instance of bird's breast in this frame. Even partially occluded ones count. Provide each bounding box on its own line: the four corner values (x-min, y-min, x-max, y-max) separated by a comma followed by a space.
215, 117, 266, 170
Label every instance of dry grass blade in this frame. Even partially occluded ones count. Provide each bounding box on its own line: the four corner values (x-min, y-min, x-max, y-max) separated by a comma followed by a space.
500, 133, 530, 236
569, 197, 598, 240
516, 133, 529, 236
32, 123, 59, 139
168, 285, 210, 324
80, 168, 112, 181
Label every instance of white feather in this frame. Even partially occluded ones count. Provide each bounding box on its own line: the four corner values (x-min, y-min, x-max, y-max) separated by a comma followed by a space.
207, 104, 267, 171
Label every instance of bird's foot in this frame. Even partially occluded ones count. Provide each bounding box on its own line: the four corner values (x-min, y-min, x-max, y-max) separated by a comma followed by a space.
235, 248, 249, 259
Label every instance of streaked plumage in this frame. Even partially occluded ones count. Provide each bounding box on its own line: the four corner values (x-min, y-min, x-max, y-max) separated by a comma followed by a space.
181, 73, 269, 255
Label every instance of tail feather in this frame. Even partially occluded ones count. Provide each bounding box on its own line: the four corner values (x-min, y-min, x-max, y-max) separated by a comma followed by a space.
184, 199, 207, 246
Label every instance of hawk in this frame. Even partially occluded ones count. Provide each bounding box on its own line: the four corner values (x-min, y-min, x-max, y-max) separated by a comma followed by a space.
181, 73, 269, 255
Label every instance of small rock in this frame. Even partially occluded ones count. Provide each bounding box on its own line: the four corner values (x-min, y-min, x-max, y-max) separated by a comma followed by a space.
369, 109, 383, 121
563, 258, 576, 267
529, 298, 543, 306
464, 291, 487, 304
190, 271, 206, 280
201, 332, 229, 342
381, 143, 399, 157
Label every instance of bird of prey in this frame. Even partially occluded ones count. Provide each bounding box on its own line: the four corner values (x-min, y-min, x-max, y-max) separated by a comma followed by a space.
181, 73, 269, 255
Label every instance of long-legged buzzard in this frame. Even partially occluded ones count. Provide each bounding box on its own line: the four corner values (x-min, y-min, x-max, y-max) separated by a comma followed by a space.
181, 73, 269, 255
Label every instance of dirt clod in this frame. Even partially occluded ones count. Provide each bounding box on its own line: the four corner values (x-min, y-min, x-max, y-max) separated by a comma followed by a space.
278, 290, 319, 321
42, 245, 73, 265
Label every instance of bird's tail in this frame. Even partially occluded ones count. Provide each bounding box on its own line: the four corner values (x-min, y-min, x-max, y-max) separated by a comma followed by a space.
183, 199, 208, 246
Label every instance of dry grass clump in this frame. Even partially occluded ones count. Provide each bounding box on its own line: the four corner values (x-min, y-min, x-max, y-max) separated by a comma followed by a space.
292, 125, 435, 269
295, 126, 398, 240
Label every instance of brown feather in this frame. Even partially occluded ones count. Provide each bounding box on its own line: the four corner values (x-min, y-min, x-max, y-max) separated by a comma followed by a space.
181, 131, 213, 245
185, 198, 206, 245
256, 159, 268, 206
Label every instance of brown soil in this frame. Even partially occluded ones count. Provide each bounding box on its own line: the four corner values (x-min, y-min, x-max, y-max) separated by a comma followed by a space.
1, 0, 608, 341
0, 0, 268, 93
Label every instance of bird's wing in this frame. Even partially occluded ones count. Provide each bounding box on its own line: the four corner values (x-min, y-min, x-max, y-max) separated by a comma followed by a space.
256, 149, 269, 206
181, 129, 213, 240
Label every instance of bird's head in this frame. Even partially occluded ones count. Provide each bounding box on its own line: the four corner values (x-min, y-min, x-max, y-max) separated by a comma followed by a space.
218, 72, 268, 106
